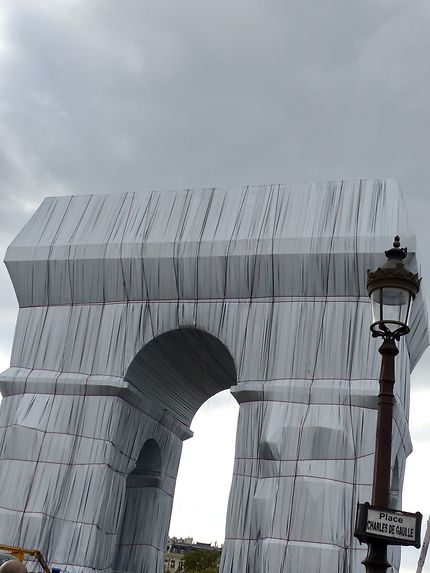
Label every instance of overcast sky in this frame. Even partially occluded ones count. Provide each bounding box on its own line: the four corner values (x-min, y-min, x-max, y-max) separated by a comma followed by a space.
1, 1, 430, 571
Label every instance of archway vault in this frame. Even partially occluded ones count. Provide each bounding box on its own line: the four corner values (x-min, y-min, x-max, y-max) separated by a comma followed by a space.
125, 328, 237, 428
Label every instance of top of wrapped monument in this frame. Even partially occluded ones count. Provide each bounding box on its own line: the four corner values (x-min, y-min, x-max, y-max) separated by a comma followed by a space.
4, 179, 420, 307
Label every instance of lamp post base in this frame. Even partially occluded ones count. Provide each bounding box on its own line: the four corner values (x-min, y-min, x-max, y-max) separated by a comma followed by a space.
362, 542, 391, 573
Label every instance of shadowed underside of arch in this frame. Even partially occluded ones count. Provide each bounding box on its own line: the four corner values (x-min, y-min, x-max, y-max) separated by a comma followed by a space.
132, 438, 161, 481
125, 328, 238, 427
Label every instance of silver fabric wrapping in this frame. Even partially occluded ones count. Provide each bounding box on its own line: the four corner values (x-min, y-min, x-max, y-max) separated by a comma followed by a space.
0, 180, 427, 572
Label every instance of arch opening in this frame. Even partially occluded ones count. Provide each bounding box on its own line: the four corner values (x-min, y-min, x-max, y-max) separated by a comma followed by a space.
115, 328, 238, 572
169, 388, 239, 546
114, 439, 164, 571
125, 328, 238, 427
131, 438, 162, 485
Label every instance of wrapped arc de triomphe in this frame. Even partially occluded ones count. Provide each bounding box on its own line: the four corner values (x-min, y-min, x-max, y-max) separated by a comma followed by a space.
0, 179, 427, 573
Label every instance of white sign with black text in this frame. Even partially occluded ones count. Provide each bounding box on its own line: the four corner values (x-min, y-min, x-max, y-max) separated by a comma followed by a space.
366, 508, 417, 542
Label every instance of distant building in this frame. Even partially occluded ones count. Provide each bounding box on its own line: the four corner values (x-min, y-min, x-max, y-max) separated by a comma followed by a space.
164, 538, 221, 571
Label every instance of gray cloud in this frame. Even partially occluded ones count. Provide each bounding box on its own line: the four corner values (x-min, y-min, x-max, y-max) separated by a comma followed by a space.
2, 0, 430, 205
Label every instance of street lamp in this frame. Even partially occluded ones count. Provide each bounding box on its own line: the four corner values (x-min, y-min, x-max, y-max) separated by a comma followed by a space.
361, 236, 421, 573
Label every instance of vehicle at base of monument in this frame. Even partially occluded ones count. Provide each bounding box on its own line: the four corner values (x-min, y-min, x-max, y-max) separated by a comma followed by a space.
0, 545, 56, 573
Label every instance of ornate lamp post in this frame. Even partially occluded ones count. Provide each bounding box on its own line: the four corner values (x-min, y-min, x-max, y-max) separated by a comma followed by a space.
360, 236, 421, 573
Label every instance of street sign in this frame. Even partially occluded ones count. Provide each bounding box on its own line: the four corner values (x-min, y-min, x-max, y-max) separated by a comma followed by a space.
355, 503, 422, 548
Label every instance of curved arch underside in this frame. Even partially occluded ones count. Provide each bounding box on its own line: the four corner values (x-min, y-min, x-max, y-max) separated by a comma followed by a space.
133, 438, 162, 479
125, 328, 237, 427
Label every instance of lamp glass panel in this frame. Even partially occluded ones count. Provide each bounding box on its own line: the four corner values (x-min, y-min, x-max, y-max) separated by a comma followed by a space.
371, 287, 413, 330
371, 288, 383, 324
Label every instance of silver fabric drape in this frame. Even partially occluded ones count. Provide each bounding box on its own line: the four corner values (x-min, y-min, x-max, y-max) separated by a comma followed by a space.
0, 180, 427, 572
